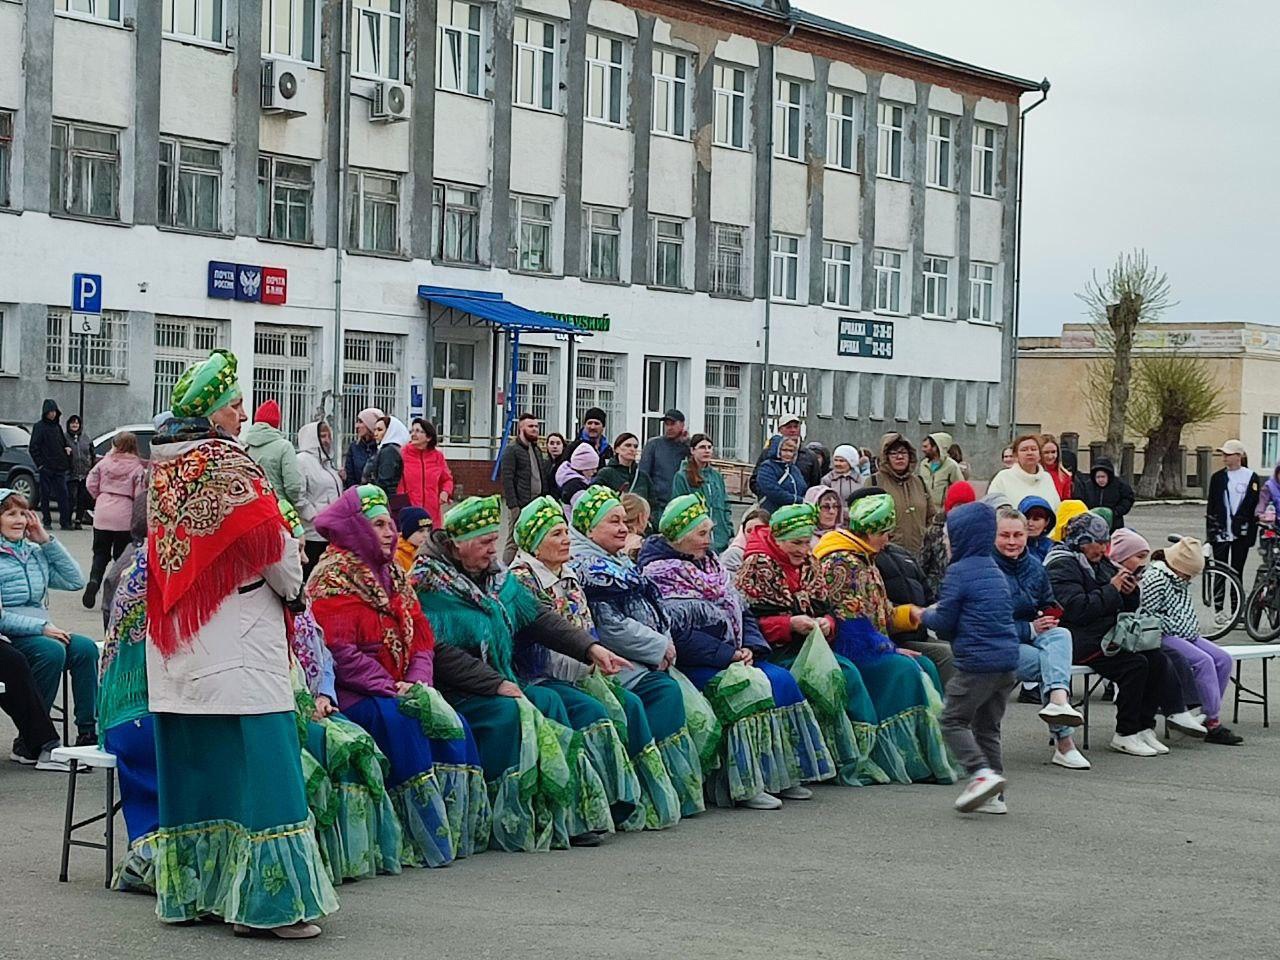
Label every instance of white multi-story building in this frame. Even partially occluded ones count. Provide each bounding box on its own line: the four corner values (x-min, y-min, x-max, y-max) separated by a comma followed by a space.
0, 0, 1042, 475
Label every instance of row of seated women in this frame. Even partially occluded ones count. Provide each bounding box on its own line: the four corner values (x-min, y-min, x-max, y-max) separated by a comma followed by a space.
97, 484, 956, 891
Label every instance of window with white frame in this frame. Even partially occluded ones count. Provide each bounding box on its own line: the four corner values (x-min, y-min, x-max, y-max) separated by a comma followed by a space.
826, 90, 856, 171
46, 309, 128, 381
1263, 414, 1280, 468
770, 234, 800, 302
513, 14, 557, 111
159, 137, 222, 233
986, 383, 1003, 428
257, 155, 313, 243
970, 262, 996, 322
876, 101, 904, 179
942, 380, 957, 424
843, 371, 861, 418
349, 169, 400, 254
262, 0, 319, 63
516, 347, 557, 435
0, 112, 13, 208
585, 206, 622, 282
922, 255, 950, 319
0, 307, 12, 375
153, 317, 226, 414
918, 378, 934, 423
431, 182, 480, 264
344, 332, 404, 432
869, 374, 886, 420
774, 78, 804, 160
438, 1, 483, 96
163, 0, 225, 43
352, 0, 403, 81
972, 123, 997, 197
652, 49, 690, 138
576, 352, 625, 428
816, 371, 834, 418
711, 223, 747, 297
894, 376, 910, 421
873, 248, 903, 313
823, 241, 853, 308
254, 325, 318, 437
513, 195, 554, 273
927, 112, 953, 189
50, 121, 119, 220
55, 0, 121, 23
585, 33, 625, 126
652, 217, 685, 289
642, 356, 680, 442
432, 341, 475, 444
964, 381, 980, 426
713, 64, 747, 149
705, 361, 743, 460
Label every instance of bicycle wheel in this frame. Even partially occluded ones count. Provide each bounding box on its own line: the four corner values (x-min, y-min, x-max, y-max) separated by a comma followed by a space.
1244, 574, 1280, 643
1196, 560, 1244, 641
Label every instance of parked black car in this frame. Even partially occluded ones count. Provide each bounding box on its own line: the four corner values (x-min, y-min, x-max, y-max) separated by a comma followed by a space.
0, 424, 38, 502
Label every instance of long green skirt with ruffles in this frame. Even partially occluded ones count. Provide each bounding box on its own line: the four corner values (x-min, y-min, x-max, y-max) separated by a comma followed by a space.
302, 717, 406, 882
855, 654, 956, 784
152, 712, 339, 928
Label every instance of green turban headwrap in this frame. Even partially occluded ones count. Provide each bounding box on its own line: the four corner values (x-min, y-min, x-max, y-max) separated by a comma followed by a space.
770, 503, 817, 542
357, 484, 389, 520
169, 349, 241, 419
571, 486, 622, 535
444, 495, 502, 542
848, 493, 897, 535
660, 494, 709, 543
515, 495, 566, 555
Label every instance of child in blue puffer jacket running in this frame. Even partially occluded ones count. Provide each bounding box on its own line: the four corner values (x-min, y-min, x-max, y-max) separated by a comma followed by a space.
920, 502, 1021, 814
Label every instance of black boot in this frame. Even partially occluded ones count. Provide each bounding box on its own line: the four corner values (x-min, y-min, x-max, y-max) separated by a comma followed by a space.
82, 580, 100, 609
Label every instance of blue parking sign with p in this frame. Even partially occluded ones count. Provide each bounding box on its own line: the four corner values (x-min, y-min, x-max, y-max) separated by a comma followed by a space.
72, 273, 102, 314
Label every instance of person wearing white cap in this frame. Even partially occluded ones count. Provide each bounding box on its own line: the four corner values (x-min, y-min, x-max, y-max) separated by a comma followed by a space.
1205, 439, 1261, 609
821, 444, 862, 524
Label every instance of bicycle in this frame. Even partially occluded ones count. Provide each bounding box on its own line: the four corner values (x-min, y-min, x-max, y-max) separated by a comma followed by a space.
1168, 535, 1244, 641
1244, 525, 1280, 642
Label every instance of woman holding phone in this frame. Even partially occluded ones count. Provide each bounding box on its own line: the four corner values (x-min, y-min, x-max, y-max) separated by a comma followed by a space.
992, 506, 1088, 769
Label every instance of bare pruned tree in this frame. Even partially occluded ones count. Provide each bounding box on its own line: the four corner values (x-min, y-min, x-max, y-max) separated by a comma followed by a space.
1129, 354, 1226, 498
1076, 250, 1176, 461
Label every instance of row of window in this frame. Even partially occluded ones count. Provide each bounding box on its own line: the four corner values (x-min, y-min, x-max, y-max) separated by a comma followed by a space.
46, 0, 1001, 196
814, 370, 1004, 429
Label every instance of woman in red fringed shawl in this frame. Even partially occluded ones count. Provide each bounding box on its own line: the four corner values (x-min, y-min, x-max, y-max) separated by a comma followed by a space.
307, 484, 490, 865
144, 349, 337, 939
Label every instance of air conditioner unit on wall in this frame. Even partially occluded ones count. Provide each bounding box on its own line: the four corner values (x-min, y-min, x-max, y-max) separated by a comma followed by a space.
261, 60, 308, 117
370, 81, 410, 122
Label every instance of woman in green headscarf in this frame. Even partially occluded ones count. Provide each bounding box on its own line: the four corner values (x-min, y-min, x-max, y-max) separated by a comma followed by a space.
812, 490, 956, 784
412, 495, 636, 849
568, 486, 707, 820
508, 495, 682, 830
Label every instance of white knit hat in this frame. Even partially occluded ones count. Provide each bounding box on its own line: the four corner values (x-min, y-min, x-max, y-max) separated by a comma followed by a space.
1165, 537, 1205, 578
833, 444, 858, 466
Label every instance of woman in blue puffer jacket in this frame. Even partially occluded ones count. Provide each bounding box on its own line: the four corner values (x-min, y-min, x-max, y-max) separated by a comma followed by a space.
756, 435, 808, 514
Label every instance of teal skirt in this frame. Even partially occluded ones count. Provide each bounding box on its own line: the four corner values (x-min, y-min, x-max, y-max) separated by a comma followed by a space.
626, 671, 705, 820
152, 712, 339, 928
854, 654, 956, 785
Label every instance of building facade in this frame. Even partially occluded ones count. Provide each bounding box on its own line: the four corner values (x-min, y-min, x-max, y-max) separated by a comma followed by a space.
1018, 322, 1280, 480
0, 0, 1038, 474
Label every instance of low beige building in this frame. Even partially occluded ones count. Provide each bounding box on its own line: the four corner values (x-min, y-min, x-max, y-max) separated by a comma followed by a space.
1017, 322, 1280, 483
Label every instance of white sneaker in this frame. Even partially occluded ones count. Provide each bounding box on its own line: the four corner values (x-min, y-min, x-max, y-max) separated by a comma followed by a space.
1038, 701, 1084, 726
777, 785, 813, 800
1137, 729, 1171, 755
1109, 733, 1158, 756
742, 792, 783, 810
954, 768, 1007, 812
975, 794, 1007, 815
1051, 747, 1091, 770
1167, 711, 1208, 738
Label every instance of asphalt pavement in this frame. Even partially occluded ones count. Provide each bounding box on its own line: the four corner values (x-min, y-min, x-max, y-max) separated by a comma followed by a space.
1, 502, 1276, 960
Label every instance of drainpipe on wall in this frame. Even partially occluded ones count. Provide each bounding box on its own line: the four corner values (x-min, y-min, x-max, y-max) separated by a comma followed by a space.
1009, 77, 1050, 435
759, 18, 796, 453
331, 4, 351, 431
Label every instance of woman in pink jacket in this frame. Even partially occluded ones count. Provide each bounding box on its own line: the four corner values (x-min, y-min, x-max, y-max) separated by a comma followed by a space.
82, 431, 145, 608
399, 418, 455, 527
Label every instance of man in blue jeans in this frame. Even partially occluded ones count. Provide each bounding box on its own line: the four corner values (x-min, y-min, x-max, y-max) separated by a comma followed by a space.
29, 399, 74, 530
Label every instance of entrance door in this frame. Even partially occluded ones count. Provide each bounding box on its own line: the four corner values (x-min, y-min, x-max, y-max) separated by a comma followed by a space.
642, 356, 680, 443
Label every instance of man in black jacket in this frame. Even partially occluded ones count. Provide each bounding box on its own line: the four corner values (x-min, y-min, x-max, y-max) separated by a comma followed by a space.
564, 406, 612, 464
1205, 439, 1261, 607
498, 413, 547, 562
29, 398, 74, 530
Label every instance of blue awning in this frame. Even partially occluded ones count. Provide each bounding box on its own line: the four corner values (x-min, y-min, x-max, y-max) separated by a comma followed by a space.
418, 285, 590, 336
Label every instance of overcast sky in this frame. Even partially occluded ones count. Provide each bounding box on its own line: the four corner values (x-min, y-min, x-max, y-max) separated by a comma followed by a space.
800, 0, 1278, 334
